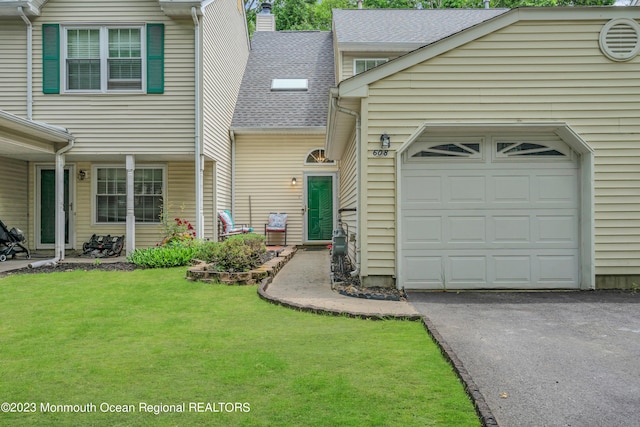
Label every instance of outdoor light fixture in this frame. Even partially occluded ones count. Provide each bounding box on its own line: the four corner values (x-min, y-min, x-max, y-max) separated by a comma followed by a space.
380, 133, 391, 149
78, 170, 87, 181
291, 177, 297, 185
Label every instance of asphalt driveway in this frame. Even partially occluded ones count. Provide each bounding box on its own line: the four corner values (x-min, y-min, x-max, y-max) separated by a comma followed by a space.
408, 291, 640, 427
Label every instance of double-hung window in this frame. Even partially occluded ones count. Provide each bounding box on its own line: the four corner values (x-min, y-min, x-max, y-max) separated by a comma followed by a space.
65, 26, 143, 92
42, 23, 164, 94
95, 167, 164, 224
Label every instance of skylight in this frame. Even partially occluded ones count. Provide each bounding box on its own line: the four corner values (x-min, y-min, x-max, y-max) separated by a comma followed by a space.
271, 78, 308, 91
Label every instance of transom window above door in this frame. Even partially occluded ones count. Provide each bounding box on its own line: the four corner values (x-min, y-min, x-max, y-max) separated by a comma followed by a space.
64, 26, 143, 92
305, 148, 335, 165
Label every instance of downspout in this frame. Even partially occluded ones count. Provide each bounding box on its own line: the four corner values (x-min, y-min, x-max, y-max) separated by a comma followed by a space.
18, 7, 32, 120
192, 7, 205, 239
22, 5, 73, 267
230, 129, 236, 214
331, 94, 361, 277
29, 138, 75, 268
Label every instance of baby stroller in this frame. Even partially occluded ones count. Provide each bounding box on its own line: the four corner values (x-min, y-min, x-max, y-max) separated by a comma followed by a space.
0, 219, 30, 262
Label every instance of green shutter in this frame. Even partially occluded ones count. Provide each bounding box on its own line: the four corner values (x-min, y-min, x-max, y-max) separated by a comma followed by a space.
42, 24, 60, 94
146, 23, 164, 94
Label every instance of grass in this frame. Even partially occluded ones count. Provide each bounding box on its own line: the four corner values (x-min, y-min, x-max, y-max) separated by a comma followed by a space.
0, 268, 479, 426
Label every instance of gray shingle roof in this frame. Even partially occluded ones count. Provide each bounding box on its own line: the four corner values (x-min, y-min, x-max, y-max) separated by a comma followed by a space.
333, 9, 509, 45
231, 31, 335, 129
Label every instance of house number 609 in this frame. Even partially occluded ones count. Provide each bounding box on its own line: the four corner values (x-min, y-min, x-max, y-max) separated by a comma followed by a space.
372, 150, 389, 157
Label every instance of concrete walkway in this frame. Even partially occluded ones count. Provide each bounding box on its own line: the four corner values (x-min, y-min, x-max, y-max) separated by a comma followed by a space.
259, 247, 420, 319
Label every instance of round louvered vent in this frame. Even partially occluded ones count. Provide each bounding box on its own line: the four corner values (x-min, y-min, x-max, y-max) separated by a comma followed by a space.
599, 18, 640, 62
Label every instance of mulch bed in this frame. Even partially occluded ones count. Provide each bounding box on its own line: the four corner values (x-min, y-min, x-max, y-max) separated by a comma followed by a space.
331, 258, 407, 302
0, 262, 137, 278
0, 250, 279, 279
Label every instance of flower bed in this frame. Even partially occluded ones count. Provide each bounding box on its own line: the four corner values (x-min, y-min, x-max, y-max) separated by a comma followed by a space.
186, 246, 296, 285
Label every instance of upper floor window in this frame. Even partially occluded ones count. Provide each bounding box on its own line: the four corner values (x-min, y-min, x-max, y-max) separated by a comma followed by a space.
42, 23, 164, 94
65, 26, 143, 92
354, 58, 388, 75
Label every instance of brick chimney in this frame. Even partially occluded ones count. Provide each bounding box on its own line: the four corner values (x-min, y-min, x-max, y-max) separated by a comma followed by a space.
256, 2, 275, 32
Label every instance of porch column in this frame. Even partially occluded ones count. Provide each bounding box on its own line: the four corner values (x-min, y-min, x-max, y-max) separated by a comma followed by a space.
126, 155, 135, 254
55, 153, 65, 261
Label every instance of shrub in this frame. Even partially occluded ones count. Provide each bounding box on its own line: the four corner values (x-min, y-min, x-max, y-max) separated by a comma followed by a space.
211, 233, 267, 273
128, 233, 267, 271
127, 241, 198, 268
227, 233, 266, 254
192, 240, 221, 263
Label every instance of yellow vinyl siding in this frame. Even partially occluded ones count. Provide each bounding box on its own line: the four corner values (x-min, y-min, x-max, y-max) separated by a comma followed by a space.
0, 21, 27, 117
74, 160, 94, 249
338, 134, 358, 262
31, 0, 196, 157
362, 19, 640, 276
202, 0, 249, 210
234, 133, 335, 245
0, 157, 29, 238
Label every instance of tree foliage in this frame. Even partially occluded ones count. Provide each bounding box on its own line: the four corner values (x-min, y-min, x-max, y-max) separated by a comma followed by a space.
244, 0, 615, 34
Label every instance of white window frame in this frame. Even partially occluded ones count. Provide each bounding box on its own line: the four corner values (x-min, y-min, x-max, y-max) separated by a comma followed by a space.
92, 164, 166, 225
62, 24, 146, 94
353, 58, 388, 75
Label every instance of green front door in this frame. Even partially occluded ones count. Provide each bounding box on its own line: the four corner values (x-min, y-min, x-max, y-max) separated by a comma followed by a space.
307, 175, 333, 241
40, 169, 70, 245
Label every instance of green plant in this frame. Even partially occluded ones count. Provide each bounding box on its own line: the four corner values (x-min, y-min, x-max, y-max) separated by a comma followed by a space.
127, 241, 198, 268
158, 202, 196, 245
128, 233, 267, 271
93, 258, 102, 266
191, 240, 220, 263
212, 233, 267, 272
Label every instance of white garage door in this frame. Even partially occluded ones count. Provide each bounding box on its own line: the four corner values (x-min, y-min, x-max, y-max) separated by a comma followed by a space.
400, 137, 580, 290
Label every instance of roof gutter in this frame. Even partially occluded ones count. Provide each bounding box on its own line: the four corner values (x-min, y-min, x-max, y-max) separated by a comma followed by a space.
330, 92, 361, 277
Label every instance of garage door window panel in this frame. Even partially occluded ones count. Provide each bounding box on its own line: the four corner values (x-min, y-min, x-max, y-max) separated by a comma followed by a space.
495, 140, 572, 160
407, 138, 483, 161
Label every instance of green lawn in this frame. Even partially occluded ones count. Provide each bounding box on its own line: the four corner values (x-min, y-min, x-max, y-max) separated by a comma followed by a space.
0, 268, 479, 426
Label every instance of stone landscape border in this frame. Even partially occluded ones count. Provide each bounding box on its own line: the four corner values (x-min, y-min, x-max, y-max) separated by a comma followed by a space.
185, 246, 297, 285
